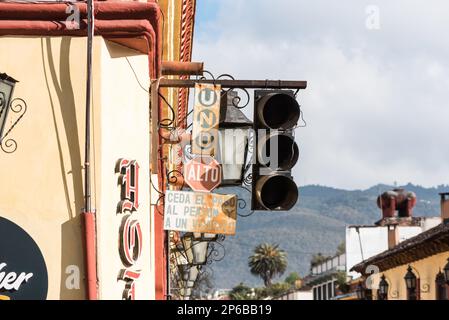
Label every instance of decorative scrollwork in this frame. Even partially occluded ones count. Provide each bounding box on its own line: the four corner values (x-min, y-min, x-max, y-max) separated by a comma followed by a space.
155, 194, 165, 216
242, 130, 255, 187
197, 264, 214, 281
390, 290, 399, 299
206, 241, 226, 264
235, 186, 255, 217
216, 234, 226, 243
166, 169, 185, 189
217, 74, 235, 99
237, 197, 248, 210
198, 70, 216, 82
216, 74, 234, 81
1, 98, 27, 154
182, 144, 194, 162
1, 138, 17, 154
228, 88, 250, 110
158, 92, 176, 128
421, 283, 430, 293
247, 129, 255, 154
243, 171, 253, 187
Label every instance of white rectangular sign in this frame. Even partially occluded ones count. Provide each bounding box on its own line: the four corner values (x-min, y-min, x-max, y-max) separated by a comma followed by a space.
191, 83, 221, 156
163, 190, 237, 235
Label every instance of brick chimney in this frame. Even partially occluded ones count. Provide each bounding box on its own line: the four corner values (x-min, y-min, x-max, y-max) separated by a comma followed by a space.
377, 188, 417, 219
387, 224, 399, 249
439, 193, 449, 223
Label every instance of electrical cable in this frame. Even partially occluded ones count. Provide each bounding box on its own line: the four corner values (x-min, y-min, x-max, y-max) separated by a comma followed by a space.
125, 56, 149, 93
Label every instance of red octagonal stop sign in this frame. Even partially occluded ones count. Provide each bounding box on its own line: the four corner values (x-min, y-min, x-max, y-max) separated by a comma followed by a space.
184, 155, 222, 192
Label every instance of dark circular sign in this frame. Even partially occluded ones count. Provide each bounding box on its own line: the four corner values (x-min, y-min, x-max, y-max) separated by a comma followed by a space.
0, 217, 48, 300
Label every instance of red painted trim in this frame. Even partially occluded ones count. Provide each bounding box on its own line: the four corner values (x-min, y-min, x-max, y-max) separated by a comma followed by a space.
154, 202, 166, 300
0, 1, 161, 77
156, 99, 167, 300
0, 1, 163, 300
83, 211, 98, 300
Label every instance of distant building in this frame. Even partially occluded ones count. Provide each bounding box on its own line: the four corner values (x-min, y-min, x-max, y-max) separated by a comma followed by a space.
212, 289, 232, 300
346, 217, 441, 279
306, 187, 442, 300
303, 253, 346, 300
351, 193, 449, 300
347, 188, 441, 279
275, 289, 313, 300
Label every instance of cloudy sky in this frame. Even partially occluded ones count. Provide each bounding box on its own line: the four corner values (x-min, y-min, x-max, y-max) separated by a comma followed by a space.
192, 0, 449, 190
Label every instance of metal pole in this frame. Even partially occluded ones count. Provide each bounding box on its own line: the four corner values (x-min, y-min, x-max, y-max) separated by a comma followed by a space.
84, 0, 94, 213
166, 230, 172, 300
83, 0, 97, 300
159, 79, 307, 89
161, 61, 204, 76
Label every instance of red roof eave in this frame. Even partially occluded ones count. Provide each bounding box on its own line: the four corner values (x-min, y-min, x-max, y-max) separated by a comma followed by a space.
0, 1, 162, 78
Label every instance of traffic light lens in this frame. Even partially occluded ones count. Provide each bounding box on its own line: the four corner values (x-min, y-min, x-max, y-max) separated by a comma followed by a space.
256, 175, 298, 210
258, 93, 300, 129
258, 133, 299, 170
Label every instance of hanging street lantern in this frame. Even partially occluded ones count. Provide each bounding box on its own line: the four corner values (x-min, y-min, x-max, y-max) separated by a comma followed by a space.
181, 233, 209, 266
180, 287, 192, 298
355, 282, 366, 300
0, 73, 18, 141
192, 232, 218, 242
404, 265, 417, 291
218, 90, 253, 186
180, 264, 200, 284
0, 72, 27, 154
378, 275, 389, 300
443, 258, 449, 285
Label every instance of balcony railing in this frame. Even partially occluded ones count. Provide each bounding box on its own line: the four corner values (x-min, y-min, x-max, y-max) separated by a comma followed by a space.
311, 254, 346, 275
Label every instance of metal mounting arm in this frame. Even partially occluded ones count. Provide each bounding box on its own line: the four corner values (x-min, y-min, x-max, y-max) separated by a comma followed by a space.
159, 79, 307, 89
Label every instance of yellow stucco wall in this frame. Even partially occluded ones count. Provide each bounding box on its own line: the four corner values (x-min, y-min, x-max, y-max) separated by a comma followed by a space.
0, 36, 98, 300
372, 251, 449, 300
0, 36, 154, 300
96, 40, 154, 300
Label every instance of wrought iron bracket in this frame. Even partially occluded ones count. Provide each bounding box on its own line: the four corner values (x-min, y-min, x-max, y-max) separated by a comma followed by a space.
159, 78, 307, 89
1, 98, 27, 154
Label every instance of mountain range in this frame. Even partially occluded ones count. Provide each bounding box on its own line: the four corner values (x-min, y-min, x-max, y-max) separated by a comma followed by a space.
209, 183, 448, 289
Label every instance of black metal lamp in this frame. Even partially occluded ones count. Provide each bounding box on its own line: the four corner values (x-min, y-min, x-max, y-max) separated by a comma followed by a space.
443, 258, 449, 285
180, 287, 192, 298
182, 233, 209, 266
436, 271, 446, 286
0, 73, 18, 140
404, 265, 417, 291
218, 90, 253, 185
378, 275, 389, 300
355, 282, 365, 300
192, 232, 218, 242
181, 265, 199, 284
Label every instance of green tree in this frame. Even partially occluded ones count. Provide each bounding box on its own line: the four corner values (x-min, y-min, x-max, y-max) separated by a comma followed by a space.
310, 253, 329, 266
335, 271, 350, 294
336, 241, 346, 255
230, 283, 253, 300
255, 282, 291, 299
284, 272, 301, 286
248, 243, 287, 287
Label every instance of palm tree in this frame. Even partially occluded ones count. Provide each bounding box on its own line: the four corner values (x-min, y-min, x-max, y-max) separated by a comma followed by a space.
248, 243, 287, 287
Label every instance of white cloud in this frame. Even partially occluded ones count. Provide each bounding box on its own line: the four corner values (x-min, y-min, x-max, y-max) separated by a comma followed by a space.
193, 0, 449, 189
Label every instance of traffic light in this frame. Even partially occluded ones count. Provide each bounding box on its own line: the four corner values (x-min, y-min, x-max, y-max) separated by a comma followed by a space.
251, 90, 300, 211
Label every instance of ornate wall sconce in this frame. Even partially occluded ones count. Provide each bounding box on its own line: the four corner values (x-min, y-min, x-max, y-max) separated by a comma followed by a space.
0, 73, 27, 153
